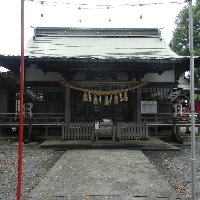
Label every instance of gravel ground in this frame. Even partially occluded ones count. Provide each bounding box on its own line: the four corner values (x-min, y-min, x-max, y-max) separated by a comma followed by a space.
143, 142, 200, 200
0, 140, 64, 200
0, 139, 200, 200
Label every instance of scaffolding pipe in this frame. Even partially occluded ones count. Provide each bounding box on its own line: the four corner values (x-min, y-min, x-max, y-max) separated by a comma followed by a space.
189, 0, 196, 199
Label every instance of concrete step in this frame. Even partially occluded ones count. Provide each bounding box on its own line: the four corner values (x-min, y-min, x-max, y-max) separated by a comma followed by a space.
40, 137, 180, 151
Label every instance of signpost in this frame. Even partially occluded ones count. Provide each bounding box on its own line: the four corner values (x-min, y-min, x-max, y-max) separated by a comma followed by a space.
17, 0, 25, 199
24, 103, 33, 118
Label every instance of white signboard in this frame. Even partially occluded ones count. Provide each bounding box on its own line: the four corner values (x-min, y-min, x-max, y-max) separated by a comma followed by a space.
95, 122, 100, 129
23, 103, 33, 118
141, 101, 157, 113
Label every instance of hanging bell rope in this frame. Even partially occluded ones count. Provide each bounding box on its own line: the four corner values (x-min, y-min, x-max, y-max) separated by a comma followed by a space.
114, 94, 119, 104
104, 95, 110, 105
82, 92, 88, 101
93, 95, 98, 105
59, 81, 148, 95
123, 91, 128, 101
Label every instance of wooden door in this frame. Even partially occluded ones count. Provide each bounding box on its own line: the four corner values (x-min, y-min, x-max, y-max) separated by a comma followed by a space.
71, 90, 128, 122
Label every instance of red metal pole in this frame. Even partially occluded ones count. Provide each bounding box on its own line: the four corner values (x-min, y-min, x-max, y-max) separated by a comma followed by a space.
17, 0, 24, 199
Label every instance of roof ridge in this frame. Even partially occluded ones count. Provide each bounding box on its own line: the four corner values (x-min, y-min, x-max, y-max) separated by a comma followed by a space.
34, 27, 160, 38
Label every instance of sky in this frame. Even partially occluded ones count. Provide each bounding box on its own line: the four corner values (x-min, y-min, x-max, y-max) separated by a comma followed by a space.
0, 0, 196, 71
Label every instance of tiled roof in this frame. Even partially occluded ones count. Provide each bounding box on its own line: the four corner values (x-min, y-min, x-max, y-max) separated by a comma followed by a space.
164, 88, 189, 101
15, 89, 43, 101
25, 27, 181, 60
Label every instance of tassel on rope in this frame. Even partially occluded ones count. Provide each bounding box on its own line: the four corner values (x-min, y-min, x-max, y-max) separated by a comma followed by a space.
123, 91, 128, 101
114, 94, 119, 104
82, 92, 88, 101
104, 95, 109, 105
93, 95, 98, 105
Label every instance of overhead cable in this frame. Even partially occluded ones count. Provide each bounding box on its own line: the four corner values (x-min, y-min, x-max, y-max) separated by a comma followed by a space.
25, 0, 188, 9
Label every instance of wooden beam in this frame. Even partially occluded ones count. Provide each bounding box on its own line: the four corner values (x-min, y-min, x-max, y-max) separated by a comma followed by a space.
136, 87, 142, 123
64, 87, 70, 139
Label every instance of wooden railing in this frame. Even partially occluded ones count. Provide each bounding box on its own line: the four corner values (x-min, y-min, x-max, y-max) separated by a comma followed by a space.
116, 122, 148, 140
142, 112, 200, 123
1, 112, 199, 138
0, 113, 65, 124
142, 113, 200, 136
62, 122, 94, 141
1, 112, 199, 126
141, 113, 173, 123
62, 122, 149, 141
0, 113, 65, 137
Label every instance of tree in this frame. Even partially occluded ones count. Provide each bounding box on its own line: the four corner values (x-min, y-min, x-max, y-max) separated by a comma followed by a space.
170, 0, 200, 88
169, 0, 200, 56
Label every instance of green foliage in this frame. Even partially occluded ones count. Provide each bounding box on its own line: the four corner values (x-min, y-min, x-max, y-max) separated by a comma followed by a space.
186, 67, 200, 89
195, 94, 200, 100
169, 1, 200, 56
194, 68, 200, 89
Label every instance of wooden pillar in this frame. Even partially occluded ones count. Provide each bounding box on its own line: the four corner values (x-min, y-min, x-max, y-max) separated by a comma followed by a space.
45, 126, 48, 136
173, 117, 177, 139
128, 90, 134, 121
64, 87, 70, 139
136, 87, 141, 123
155, 113, 158, 135
28, 118, 33, 140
